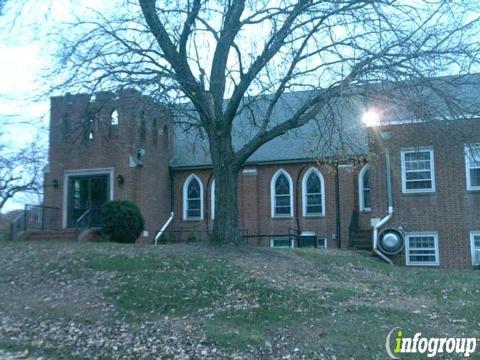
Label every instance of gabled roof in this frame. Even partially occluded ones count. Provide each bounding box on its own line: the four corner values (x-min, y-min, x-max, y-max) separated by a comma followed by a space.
171, 74, 480, 168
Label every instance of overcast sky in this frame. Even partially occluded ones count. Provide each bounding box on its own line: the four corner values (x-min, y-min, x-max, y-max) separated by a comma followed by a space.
0, 1, 115, 212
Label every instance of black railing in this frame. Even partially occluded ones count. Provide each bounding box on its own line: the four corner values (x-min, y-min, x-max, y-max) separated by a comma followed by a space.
10, 205, 61, 240
74, 207, 103, 241
241, 228, 299, 247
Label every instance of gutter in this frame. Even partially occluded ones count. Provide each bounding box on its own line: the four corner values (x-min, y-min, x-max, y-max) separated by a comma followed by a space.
373, 144, 394, 265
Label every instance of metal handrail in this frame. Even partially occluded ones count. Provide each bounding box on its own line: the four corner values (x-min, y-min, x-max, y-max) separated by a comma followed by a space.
76, 208, 92, 225
74, 208, 93, 241
154, 212, 174, 245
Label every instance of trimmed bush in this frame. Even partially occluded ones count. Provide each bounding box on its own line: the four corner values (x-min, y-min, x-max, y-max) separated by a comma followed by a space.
101, 200, 144, 243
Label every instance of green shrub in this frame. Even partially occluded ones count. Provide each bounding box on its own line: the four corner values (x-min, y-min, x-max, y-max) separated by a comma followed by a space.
101, 200, 144, 243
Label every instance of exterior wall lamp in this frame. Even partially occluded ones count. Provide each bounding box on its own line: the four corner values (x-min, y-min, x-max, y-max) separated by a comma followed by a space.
116, 174, 125, 186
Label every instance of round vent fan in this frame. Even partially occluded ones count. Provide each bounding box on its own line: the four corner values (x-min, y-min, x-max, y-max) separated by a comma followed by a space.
378, 228, 404, 255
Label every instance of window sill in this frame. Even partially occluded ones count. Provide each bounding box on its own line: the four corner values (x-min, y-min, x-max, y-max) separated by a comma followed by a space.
183, 218, 204, 222
271, 216, 294, 220
303, 214, 326, 218
359, 209, 371, 213
406, 262, 439, 267
401, 191, 436, 196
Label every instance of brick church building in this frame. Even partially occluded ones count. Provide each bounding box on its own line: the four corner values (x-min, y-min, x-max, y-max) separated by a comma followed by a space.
37, 77, 480, 269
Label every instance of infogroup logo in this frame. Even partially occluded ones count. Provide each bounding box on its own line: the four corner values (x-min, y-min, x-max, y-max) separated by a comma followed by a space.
385, 327, 478, 358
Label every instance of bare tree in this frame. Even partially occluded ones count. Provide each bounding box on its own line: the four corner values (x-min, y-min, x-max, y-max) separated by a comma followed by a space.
0, 136, 44, 211
51, 0, 480, 243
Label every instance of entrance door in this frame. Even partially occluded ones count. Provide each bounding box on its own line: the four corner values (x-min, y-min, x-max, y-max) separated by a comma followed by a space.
67, 174, 110, 227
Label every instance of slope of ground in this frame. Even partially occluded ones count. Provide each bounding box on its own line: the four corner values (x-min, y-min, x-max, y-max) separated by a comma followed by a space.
0, 241, 478, 359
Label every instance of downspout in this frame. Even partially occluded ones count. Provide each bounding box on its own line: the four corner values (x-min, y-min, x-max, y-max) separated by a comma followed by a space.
335, 162, 341, 248
373, 145, 393, 264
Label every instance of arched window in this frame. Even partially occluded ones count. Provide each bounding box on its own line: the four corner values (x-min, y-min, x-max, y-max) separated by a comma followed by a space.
183, 174, 203, 220
359, 165, 371, 211
302, 167, 325, 216
271, 169, 293, 217
211, 179, 215, 220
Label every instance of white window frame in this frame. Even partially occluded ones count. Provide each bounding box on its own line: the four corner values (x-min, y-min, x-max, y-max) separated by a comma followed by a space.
301, 167, 325, 217
405, 232, 440, 266
270, 169, 294, 218
469, 231, 480, 266
358, 164, 371, 212
270, 238, 295, 248
464, 144, 480, 191
211, 179, 215, 220
401, 147, 435, 194
317, 237, 327, 249
62, 168, 114, 229
182, 174, 204, 220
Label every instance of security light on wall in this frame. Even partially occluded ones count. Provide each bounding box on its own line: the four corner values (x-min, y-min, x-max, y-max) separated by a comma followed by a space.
136, 148, 145, 161
362, 109, 381, 127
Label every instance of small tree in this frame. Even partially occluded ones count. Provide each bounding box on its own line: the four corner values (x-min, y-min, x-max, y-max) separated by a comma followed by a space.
101, 200, 145, 243
0, 137, 44, 211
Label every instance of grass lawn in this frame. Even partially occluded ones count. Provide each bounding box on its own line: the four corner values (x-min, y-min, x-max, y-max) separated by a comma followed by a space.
0, 241, 479, 359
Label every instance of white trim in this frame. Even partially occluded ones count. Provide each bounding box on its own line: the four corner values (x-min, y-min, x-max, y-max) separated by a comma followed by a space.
405, 232, 440, 266
469, 231, 480, 266
62, 167, 114, 229
182, 174, 204, 220
242, 168, 257, 175
364, 114, 480, 127
401, 147, 435, 194
317, 237, 327, 249
270, 169, 294, 218
301, 167, 325, 217
211, 179, 215, 220
464, 144, 480, 191
270, 238, 295, 248
358, 164, 371, 212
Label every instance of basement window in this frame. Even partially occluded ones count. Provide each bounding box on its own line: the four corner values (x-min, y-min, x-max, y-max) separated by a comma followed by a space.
470, 231, 480, 266
405, 232, 439, 266
401, 147, 435, 193
270, 237, 295, 249
317, 237, 327, 249
465, 144, 480, 190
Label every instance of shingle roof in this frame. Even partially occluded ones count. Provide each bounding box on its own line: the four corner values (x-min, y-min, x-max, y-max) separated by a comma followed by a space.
170, 74, 480, 168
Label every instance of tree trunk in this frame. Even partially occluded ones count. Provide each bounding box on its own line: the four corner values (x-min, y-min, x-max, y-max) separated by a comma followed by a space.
209, 131, 240, 244
211, 164, 240, 243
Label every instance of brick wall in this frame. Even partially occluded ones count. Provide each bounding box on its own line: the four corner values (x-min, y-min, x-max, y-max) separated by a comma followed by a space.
171, 162, 364, 249
43, 90, 172, 241
369, 119, 480, 268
